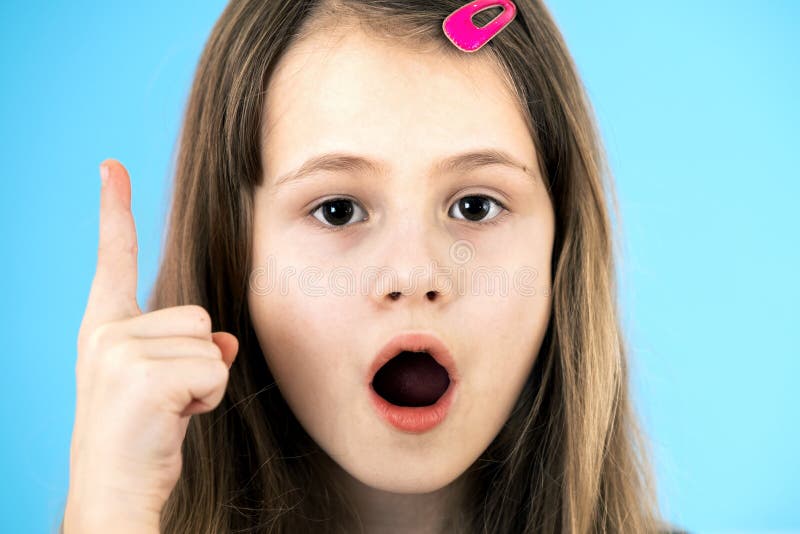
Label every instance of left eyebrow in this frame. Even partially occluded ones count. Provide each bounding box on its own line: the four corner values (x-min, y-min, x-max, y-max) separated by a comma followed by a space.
271, 148, 538, 188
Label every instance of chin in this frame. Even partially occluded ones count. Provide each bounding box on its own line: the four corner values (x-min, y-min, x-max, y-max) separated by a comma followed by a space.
332, 450, 466, 495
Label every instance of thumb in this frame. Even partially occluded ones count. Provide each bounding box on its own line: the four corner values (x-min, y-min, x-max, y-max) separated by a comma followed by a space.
212, 332, 239, 369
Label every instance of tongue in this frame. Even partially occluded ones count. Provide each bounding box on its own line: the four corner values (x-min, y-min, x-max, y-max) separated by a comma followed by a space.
372, 351, 450, 407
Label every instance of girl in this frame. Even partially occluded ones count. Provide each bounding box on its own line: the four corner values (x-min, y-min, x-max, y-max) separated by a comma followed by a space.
64, 0, 674, 532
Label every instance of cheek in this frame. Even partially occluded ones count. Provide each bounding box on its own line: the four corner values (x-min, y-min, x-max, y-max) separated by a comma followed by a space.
247, 285, 361, 396
247, 287, 367, 452
249, 206, 364, 388
456, 280, 552, 422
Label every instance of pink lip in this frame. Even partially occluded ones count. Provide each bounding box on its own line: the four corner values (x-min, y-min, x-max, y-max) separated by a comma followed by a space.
367, 331, 460, 433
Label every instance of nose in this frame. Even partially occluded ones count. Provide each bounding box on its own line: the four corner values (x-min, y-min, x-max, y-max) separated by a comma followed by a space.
366, 218, 457, 309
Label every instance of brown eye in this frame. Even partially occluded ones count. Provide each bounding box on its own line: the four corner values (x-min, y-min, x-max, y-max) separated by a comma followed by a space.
449, 195, 505, 222
311, 198, 367, 227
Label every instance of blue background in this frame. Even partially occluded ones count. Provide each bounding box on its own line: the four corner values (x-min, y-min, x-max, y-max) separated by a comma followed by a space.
1, 1, 797, 532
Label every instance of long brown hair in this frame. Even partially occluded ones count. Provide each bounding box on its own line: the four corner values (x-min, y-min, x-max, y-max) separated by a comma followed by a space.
148, 1, 666, 532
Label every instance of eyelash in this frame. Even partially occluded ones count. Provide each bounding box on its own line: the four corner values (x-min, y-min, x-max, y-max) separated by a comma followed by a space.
307, 194, 509, 233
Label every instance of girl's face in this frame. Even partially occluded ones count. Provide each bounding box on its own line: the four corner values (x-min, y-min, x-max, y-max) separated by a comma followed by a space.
248, 28, 555, 494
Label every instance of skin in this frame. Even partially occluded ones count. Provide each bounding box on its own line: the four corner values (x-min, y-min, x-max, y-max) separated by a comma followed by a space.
65, 159, 239, 533
247, 27, 555, 534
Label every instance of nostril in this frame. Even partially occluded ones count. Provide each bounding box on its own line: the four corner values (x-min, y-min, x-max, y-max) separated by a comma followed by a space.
387, 290, 438, 301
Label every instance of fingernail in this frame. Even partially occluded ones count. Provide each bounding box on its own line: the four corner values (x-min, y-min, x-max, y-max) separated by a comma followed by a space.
100, 163, 109, 185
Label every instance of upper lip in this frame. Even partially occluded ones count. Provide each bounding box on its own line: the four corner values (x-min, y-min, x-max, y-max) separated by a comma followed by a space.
367, 331, 460, 387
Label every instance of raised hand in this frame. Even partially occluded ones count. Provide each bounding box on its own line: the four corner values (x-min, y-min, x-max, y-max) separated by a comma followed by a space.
62, 160, 238, 533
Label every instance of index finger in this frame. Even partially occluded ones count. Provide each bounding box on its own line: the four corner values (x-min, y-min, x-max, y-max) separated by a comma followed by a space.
83, 159, 141, 328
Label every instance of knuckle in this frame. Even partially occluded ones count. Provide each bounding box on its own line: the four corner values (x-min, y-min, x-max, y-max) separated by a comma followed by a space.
112, 337, 141, 358
98, 236, 137, 259
96, 342, 139, 387
207, 341, 223, 360
210, 359, 229, 384
185, 305, 212, 331
83, 322, 116, 355
107, 339, 149, 375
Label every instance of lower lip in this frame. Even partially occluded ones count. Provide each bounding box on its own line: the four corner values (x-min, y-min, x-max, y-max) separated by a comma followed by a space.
368, 380, 457, 433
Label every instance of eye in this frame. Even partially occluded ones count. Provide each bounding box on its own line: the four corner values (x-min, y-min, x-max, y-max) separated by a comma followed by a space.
448, 195, 507, 224
310, 197, 368, 229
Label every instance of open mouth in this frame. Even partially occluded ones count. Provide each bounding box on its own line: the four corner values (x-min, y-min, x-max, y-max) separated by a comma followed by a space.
371, 350, 450, 407
367, 332, 459, 432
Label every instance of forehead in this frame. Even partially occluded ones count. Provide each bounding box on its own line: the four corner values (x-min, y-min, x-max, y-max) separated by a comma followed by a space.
261, 28, 535, 181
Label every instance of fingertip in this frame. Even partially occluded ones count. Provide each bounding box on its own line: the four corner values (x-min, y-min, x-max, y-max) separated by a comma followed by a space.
99, 157, 120, 169
228, 334, 240, 365
99, 158, 120, 177
212, 331, 240, 367
99, 159, 132, 207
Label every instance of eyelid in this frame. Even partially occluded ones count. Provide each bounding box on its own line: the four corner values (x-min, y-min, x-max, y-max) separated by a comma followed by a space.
450, 184, 512, 206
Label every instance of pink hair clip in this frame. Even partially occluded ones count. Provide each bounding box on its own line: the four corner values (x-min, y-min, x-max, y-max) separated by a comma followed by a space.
442, 0, 517, 53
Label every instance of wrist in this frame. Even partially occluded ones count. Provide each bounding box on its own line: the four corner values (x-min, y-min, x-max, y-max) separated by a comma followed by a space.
63, 494, 161, 534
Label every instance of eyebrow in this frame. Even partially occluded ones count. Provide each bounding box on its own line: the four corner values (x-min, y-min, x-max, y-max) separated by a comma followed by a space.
271, 148, 538, 188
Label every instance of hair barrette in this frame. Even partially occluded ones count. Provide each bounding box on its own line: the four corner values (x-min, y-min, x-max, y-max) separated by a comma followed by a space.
442, 0, 517, 53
